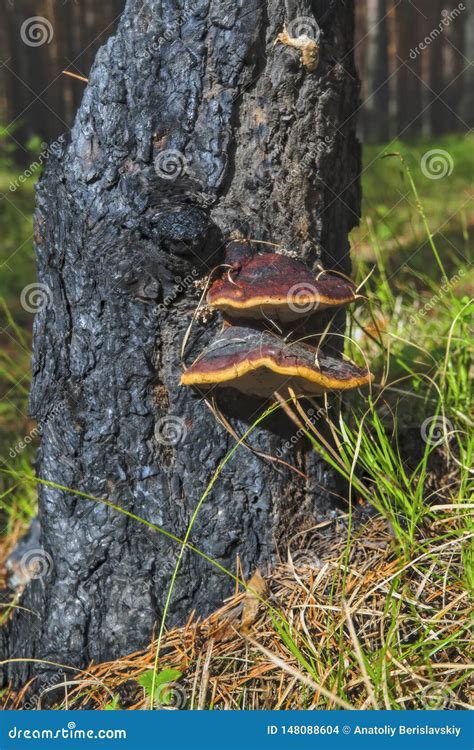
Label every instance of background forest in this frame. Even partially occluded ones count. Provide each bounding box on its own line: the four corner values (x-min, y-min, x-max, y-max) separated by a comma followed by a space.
1, 1, 473, 150
0, 1, 472, 710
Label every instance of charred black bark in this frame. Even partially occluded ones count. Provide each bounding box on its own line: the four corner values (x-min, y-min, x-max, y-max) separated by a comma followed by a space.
3, 0, 361, 689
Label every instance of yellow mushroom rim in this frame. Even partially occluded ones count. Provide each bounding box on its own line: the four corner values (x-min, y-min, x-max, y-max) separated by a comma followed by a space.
208, 293, 356, 312
180, 356, 373, 391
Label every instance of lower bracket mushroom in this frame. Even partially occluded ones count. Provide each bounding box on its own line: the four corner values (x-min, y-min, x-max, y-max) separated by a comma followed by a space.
181, 327, 373, 398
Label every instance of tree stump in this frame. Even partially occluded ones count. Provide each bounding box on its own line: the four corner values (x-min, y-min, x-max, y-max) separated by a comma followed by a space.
3, 0, 361, 690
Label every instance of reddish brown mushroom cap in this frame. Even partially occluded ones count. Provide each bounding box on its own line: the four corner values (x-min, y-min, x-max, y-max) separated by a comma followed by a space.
181, 327, 373, 398
208, 251, 357, 322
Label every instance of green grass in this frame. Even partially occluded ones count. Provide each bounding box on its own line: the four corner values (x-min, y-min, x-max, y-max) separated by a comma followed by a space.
0, 130, 37, 320
0, 132, 472, 709
354, 132, 473, 281
0, 131, 40, 505
340, 156, 472, 557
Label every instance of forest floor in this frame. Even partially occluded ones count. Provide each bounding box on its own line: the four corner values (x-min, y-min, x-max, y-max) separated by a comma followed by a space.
0, 133, 472, 709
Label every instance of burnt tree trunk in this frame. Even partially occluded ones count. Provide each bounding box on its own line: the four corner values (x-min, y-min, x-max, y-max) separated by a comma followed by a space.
4, 0, 361, 689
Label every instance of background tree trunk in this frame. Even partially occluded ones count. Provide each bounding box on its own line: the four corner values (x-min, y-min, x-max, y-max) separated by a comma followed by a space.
442, 0, 469, 133
3, 0, 361, 691
425, 0, 449, 136
0, 0, 124, 156
460, 0, 474, 126
394, 0, 423, 137
361, 0, 390, 142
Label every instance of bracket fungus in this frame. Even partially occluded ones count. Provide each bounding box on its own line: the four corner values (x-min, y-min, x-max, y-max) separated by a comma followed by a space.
208, 244, 357, 323
181, 327, 372, 399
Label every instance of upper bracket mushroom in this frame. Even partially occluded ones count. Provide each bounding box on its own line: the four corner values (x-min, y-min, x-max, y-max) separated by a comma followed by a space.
207, 243, 357, 323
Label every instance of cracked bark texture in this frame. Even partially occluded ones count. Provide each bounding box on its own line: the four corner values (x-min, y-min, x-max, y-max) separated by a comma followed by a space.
3, 0, 361, 689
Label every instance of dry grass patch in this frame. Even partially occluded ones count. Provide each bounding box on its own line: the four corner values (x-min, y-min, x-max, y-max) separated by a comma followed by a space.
3, 514, 470, 711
